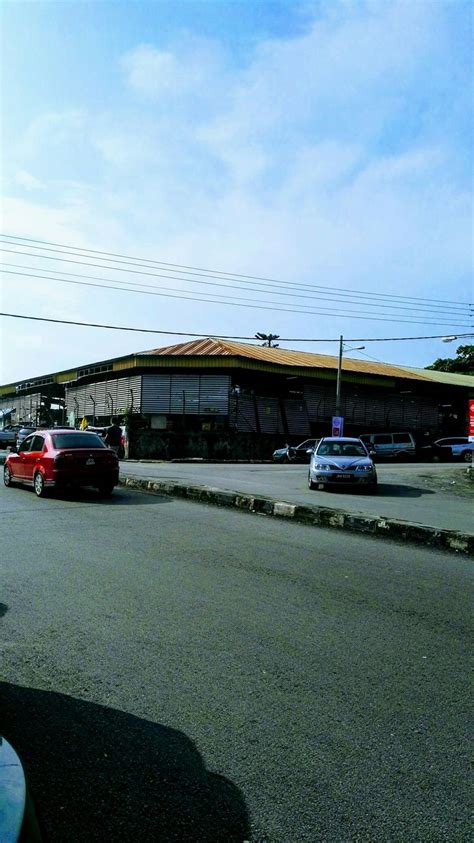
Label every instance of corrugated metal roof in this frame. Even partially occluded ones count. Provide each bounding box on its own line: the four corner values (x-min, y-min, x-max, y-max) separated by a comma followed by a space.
397, 366, 474, 388
140, 338, 439, 383
144, 338, 234, 358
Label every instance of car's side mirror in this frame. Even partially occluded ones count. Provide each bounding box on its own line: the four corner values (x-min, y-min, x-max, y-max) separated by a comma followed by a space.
306, 449, 313, 455
369, 449, 376, 458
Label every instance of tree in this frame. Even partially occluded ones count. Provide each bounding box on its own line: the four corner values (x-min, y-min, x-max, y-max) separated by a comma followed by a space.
426, 344, 474, 375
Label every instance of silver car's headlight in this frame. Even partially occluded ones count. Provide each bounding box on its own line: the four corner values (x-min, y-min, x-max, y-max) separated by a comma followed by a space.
315, 463, 331, 470
356, 465, 374, 472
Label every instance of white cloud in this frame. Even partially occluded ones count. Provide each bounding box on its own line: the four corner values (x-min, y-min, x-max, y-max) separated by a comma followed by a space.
196, 0, 435, 154
15, 170, 45, 190
121, 37, 227, 102
22, 110, 87, 156
1, 0, 471, 381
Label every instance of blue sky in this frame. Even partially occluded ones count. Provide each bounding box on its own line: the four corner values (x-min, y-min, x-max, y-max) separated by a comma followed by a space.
1, 0, 472, 382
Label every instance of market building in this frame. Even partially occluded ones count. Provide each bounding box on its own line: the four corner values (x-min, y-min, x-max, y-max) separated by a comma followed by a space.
1, 338, 472, 458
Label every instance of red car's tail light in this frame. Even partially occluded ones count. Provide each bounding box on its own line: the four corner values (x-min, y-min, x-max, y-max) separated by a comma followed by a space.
54, 453, 67, 465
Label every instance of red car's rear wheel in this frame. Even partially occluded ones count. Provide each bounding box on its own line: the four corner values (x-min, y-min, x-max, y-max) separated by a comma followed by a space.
34, 472, 46, 497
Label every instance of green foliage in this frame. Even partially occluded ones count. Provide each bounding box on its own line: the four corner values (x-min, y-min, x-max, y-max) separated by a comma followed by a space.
122, 406, 147, 431
426, 344, 474, 375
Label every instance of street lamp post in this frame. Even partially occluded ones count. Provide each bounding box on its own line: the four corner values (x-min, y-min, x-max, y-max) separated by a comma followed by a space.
335, 335, 343, 417
334, 335, 365, 425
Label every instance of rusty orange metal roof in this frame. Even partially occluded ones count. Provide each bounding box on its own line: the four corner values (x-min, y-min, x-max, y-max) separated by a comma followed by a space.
140, 338, 434, 382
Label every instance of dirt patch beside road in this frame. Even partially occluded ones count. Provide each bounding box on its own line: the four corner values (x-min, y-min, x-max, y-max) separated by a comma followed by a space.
415, 467, 473, 499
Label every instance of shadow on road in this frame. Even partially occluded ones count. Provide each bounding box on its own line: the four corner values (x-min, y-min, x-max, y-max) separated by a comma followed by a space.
321, 483, 436, 498
372, 483, 436, 498
14, 487, 173, 507
82, 488, 173, 507
0, 682, 250, 842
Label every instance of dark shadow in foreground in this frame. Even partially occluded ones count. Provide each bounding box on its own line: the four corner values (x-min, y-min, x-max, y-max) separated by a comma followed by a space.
0, 683, 250, 842
322, 483, 436, 498
14, 486, 172, 506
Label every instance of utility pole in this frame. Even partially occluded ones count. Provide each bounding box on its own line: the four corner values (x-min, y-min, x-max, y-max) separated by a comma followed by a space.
335, 336, 365, 422
335, 335, 343, 417
255, 332, 280, 348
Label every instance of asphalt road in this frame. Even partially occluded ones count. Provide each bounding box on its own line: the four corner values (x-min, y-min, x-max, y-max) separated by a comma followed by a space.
0, 482, 470, 842
120, 461, 472, 533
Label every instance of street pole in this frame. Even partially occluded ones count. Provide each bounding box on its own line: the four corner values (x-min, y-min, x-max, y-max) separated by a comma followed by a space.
335, 335, 343, 417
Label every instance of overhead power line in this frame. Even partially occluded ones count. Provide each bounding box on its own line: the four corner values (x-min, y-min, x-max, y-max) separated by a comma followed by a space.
1, 311, 473, 344
1, 267, 471, 327
0, 259, 468, 318
1, 233, 471, 310
2, 246, 469, 318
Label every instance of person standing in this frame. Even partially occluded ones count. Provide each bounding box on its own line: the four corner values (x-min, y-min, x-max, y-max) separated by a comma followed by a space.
104, 416, 122, 455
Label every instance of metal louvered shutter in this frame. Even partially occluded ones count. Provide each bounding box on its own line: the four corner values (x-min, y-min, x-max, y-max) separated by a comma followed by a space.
199, 376, 230, 415
230, 395, 258, 431
170, 375, 200, 415
256, 396, 284, 433
66, 376, 142, 418
283, 399, 311, 435
304, 383, 334, 422
115, 375, 142, 413
142, 374, 171, 413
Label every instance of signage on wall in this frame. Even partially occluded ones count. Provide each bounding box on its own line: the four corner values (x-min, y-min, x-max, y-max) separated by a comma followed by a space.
469, 399, 474, 443
332, 416, 344, 437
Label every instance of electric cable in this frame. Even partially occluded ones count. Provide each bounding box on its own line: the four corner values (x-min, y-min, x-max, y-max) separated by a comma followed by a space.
1, 311, 473, 344
1, 233, 471, 309
1, 268, 471, 327
0, 259, 467, 317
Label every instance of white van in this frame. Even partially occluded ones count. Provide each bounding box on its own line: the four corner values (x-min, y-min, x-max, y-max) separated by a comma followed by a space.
359, 431, 417, 460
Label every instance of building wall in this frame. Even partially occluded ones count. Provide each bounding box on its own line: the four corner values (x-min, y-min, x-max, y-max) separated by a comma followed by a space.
229, 382, 441, 436
0, 392, 43, 423
60, 367, 461, 436
304, 382, 440, 431
141, 373, 230, 415
65, 375, 142, 420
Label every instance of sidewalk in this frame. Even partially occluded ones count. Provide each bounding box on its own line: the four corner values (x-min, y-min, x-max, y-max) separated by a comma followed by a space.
119, 462, 473, 557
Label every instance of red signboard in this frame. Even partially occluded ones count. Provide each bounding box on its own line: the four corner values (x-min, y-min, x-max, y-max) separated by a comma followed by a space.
469, 399, 474, 443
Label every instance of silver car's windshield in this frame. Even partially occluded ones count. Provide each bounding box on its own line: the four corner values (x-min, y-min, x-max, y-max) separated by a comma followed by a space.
317, 442, 368, 458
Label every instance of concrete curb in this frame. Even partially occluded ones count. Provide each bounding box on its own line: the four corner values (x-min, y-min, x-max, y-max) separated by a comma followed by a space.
121, 476, 474, 557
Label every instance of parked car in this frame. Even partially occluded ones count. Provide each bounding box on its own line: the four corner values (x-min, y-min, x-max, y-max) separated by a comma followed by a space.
15, 426, 38, 448
0, 735, 44, 841
308, 437, 377, 492
433, 437, 473, 463
4, 429, 119, 497
0, 425, 21, 448
272, 439, 319, 463
414, 439, 451, 462
359, 431, 416, 460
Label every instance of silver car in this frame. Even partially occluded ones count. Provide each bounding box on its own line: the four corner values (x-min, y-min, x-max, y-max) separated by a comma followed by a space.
308, 437, 377, 492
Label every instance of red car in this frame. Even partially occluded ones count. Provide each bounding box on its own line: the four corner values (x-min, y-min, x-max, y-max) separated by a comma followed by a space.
3, 429, 119, 497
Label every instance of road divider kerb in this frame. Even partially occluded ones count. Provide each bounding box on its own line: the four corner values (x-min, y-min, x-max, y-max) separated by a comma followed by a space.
121, 476, 474, 557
